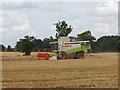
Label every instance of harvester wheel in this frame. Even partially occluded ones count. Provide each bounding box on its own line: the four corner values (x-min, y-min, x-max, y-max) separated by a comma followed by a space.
61, 51, 67, 59
76, 52, 84, 59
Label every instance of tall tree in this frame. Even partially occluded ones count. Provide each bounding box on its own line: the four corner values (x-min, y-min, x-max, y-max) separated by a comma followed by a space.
54, 21, 73, 38
7, 45, 12, 51
16, 36, 35, 55
0, 44, 6, 51
77, 31, 96, 41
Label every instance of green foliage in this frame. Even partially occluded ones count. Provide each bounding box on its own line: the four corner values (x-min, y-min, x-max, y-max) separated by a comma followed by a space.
33, 39, 44, 52
77, 31, 96, 41
16, 36, 35, 55
32, 36, 57, 52
92, 36, 120, 52
0, 44, 6, 51
69, 36, 77, 42
43, 36, 57, 52
55, 21, 73, 38
7, 45, 13, 51
77, 31, 119, 52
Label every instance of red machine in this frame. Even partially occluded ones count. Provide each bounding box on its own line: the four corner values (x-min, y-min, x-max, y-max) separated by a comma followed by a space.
37, 53, 51, 60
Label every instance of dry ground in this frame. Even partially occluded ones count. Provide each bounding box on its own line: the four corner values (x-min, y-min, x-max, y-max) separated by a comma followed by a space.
2, 52, 118, 88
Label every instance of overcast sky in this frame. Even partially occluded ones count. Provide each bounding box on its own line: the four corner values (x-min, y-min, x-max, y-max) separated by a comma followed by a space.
0, 0, 118, 47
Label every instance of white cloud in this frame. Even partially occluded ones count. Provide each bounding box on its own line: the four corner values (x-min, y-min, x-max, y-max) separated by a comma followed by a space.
12, 24, 31, 32
67, 19, 83, 36
0, 17, 6, 32
1, 10, 32, 32
0, 17, 5, 26
79, 9, 86, 16
93, 1, 118, 37
2, 2, 38, 10
12, 2, 25, 6
95, 1, 118, 16
1, 10, 36, 46
40, 6, 65, 12
68, 19, 81, 29
94, 23, 117, 34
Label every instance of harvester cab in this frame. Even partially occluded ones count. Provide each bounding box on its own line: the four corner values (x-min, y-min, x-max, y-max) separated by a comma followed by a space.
50, 37, 91, 59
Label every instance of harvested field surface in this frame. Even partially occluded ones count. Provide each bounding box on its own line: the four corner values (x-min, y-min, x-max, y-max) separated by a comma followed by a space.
2, 52, 118, 88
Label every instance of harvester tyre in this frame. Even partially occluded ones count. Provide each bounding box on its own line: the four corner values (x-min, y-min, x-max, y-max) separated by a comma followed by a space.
57, 51, 67, 59
61, 51, 67, 59
76, 52, 84, 59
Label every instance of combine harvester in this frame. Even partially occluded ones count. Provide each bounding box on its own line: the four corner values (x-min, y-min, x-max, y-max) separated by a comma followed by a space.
37, 37, 91, 60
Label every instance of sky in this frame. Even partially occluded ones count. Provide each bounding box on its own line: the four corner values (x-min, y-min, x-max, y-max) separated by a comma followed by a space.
0, 0, 118, 47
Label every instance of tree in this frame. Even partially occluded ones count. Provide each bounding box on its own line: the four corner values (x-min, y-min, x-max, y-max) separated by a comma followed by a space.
77, 31, 96, 53
16, 36, 35, 55
16, 42, 21, 52
33, 39, 44, 52
77, 31, 96, 41
43, 36, 53, 52
69, 36, 77, 42
93, 36, 120, 52
54, 21, 73, 38
7, 45, 12, 51
0, 44, 6, 51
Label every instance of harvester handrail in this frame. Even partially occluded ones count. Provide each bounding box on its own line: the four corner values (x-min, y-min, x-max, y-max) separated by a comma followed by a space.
64, 41, 89, 44
50, 41, 89, 44
49, 42, 58, 44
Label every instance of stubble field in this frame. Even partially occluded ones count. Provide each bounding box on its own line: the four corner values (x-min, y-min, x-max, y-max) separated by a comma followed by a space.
2, 52, 118, 88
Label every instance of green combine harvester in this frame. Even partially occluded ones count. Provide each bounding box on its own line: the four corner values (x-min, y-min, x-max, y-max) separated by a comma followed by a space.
50, 37, 91, 59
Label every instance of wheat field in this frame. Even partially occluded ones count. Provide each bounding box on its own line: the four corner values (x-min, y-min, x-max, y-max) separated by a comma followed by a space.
2, 52, 118, 88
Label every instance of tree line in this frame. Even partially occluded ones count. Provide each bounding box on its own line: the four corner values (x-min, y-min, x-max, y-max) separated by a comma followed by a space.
0, 21, 119, 55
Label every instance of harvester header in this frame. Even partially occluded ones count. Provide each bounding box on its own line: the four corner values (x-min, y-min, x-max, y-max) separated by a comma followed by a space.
37, 37, 91, 60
